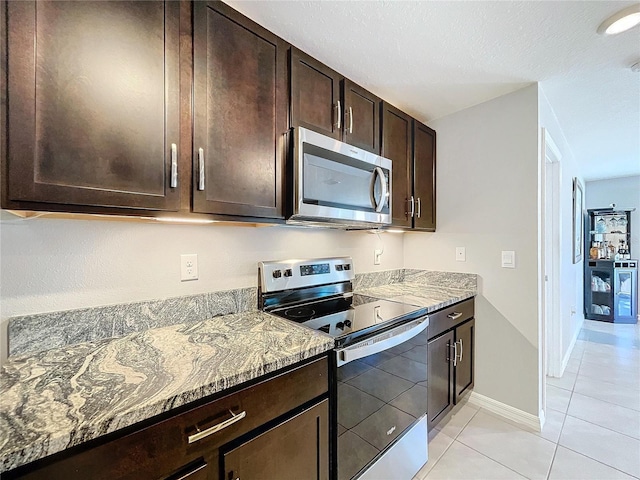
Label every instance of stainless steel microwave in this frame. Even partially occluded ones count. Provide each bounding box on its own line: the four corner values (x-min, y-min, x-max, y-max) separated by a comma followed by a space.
288, 127, 392, 228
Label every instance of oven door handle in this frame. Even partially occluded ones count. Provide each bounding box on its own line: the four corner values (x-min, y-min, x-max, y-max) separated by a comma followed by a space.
336, 317, 429, 367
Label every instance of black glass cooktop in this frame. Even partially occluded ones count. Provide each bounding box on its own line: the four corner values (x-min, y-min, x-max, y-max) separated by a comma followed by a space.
269, 294, 426, 345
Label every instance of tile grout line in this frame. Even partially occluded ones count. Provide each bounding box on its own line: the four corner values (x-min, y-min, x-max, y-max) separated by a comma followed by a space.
563, 409, 640, 442
450, 438, 532, 479
556, 443, 640, 479
546, 399, 570, 480
421, 406, 481, 479
455, 407, 558, 479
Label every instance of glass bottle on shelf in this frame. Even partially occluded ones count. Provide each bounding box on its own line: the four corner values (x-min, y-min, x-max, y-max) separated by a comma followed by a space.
590, 242, 600, 260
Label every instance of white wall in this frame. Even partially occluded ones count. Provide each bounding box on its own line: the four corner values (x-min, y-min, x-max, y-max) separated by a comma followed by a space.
0, 217, 404, 365
404, 85, 541, 416
586, 175, 640, 306
539, 87, 585, 372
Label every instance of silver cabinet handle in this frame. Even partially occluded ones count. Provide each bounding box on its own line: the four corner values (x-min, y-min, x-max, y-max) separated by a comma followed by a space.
174, 462, 208, 480
349, 106, 353, 134
370, 167, 388, 213
450, 342, 458, 367
336, 317, 429, 367
198, 148, 205, 191
336, 100, 342, 130
416, 197, 421, 218
458, 339, 463, 363
188, 409, 246, 444
408, 196, 415, 218
170, 143, 178, 188
447, 312, 462, 320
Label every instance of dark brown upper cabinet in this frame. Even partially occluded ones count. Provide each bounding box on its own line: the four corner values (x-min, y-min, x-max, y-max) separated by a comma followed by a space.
4, 1, 181, 212
341, 79, 380, 153
413, 120, 436, 231
381, 102, 413, 227
192, 1, 288, 219
381, 102, 436, 231
290, 48, 380, 154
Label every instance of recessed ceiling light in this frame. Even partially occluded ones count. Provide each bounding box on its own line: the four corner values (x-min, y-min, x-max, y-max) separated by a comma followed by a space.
598, 4, 640, 35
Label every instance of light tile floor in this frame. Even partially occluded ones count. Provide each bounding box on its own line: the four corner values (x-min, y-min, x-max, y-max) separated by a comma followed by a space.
414, 319, 640, 479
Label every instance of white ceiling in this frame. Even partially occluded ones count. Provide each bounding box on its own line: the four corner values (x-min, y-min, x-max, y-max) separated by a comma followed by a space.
226, 0, 640, 181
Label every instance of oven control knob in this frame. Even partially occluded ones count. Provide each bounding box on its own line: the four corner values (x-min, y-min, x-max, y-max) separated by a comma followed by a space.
284, 269, 293, 277
319, 324, 331, 334
272, 270, 282, 279
344, 320, 352, 328
343, 264, 351, 270
336, 322, 344, 330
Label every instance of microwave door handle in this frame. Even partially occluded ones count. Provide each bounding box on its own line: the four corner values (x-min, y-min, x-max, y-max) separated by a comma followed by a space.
370, 167, 388, 213
335, 317, 429, 366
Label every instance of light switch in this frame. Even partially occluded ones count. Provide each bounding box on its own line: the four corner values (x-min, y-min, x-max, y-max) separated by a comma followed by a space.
501, 251, 515, 268
455, 247, 466, 262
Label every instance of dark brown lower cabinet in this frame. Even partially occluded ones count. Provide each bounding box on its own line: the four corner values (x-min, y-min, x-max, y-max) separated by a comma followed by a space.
223, 400, 328, 480
427, 299, 475, 431
5, 357, 329, 480
455, 318, 475, 403
427, 331, 455, 430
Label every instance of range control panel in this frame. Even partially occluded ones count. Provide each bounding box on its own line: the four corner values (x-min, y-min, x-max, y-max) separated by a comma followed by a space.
259, 257, 354, 293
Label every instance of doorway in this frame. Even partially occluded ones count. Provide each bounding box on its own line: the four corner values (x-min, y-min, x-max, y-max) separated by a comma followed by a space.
542, 128, 563, 382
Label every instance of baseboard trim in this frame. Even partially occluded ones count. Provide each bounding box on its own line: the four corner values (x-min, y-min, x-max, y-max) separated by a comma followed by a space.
468, 392, 543, 432
561, 316, 585, 375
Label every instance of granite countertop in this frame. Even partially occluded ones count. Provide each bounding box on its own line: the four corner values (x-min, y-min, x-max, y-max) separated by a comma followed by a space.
355, 271, 477, 312
0, 311, 334, 474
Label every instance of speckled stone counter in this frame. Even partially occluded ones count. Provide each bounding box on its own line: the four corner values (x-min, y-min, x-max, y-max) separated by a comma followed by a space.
355, 269, 477, 312
0, 311, 333, 474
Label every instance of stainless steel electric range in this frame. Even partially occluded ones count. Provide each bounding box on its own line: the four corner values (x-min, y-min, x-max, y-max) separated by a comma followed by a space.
259, 257, 429, 480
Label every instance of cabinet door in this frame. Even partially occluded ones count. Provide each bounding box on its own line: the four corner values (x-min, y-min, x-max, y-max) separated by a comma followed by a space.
454, 319, 475, 403
193, 1, 287, 218
5, 1, 180, 211
290, 48, 342, 140
427, 331, 454, 430
223, 400, 329, 480
413, 121, 436, 231
342, 79, 380, 153
381, 102, 413, 228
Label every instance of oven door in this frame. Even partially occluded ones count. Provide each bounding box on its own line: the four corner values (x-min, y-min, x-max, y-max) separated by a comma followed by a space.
335, 316, 429, 480
292, 127, 392, 226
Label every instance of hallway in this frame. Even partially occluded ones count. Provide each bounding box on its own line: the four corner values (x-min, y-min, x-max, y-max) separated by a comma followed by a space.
415, 319, 640, 479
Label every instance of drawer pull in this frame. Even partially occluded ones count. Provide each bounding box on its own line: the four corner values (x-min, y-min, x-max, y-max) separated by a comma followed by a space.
188, 409, 246, 444
447, 312, 462, 320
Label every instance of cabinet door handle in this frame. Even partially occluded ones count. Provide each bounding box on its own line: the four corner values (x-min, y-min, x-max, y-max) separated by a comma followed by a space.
197, 148, 205, 191
335, 100, 342, 130
348, 106, 353, 134
170, 143, 178, 188
447, 312, 462, 320
458, 339, 463, 363
188, 409, 246, 444
416, 197, 422, 218
408, 196, 415, 218
450, 342, 458, 367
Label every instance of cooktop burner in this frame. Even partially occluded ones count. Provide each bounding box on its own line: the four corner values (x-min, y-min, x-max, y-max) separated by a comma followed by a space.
283, 306, 316, 321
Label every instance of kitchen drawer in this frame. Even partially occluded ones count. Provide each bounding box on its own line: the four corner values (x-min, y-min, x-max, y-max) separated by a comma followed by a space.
12, 357, 328, 480
428, 298, 474, 340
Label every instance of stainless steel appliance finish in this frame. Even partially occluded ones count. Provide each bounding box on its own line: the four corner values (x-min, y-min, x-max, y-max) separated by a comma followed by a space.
258, 257, 428, 480
289, 127, 392, 228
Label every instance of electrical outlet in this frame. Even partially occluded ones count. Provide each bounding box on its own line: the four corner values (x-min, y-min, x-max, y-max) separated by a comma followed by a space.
374, 249, 383, 265
455, 247, 466, 262
181, 254, 198, 281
